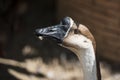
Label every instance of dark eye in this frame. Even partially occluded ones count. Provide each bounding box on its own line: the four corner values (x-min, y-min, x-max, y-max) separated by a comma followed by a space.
74, 29, 79, 34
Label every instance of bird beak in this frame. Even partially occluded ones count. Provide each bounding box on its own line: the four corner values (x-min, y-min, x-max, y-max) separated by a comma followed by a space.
35, 17, 74, 43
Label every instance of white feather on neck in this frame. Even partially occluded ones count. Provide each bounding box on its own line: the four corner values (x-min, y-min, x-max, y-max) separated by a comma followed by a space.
75, 43, 97, 80
62, 37, 98, 80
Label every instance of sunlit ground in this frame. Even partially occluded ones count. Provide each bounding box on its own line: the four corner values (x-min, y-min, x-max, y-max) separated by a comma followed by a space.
0, 57, 120, 80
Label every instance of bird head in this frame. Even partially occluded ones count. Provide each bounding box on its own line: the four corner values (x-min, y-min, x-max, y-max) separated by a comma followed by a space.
35, 17, 96, 51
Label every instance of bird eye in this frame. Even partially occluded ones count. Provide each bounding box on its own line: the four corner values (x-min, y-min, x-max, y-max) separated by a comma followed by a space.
74, 29, 79, 34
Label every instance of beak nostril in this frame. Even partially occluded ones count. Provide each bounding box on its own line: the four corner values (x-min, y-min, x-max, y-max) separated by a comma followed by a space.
49, 29, 53, 32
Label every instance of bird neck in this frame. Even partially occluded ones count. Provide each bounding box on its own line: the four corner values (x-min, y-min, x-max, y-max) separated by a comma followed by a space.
75, 45, 98, 80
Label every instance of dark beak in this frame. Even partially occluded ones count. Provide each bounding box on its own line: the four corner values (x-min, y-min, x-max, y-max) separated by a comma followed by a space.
35, 17, 73, 43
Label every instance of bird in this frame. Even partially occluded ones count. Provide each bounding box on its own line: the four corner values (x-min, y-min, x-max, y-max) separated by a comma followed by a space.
35, 17, 101, 80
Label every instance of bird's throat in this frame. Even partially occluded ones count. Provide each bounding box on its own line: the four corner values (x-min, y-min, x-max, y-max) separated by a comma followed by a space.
75, 45, 98, 80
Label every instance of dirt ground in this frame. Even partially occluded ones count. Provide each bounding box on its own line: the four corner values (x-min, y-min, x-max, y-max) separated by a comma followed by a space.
0, 57, 120, 80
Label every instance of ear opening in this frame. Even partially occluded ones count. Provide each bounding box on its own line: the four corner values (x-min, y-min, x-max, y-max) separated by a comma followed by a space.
78, 24, 96, 51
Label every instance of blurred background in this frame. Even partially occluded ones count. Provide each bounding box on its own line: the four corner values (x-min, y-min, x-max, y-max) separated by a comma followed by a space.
0, 0, 120, 80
